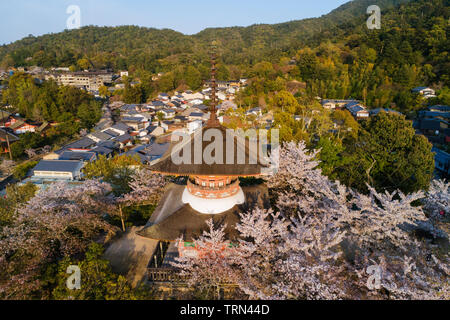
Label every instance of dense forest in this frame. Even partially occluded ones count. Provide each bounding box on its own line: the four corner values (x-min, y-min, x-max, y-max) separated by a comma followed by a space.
0, 1, 447, 81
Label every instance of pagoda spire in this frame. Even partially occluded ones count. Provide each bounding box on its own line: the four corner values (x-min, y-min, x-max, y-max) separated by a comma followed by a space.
207, 41, 220, 127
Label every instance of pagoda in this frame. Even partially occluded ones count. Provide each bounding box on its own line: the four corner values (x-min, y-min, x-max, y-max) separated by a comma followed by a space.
138, 46, 271, 247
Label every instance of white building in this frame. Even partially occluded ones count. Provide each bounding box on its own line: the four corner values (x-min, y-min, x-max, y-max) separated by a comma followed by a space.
187, 120, 203, 134
32, 160, 84, 181
412, 86, 436, 98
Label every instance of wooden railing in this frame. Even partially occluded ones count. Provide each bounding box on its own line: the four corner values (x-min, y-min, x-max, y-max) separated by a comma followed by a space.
147, 268, 188, 283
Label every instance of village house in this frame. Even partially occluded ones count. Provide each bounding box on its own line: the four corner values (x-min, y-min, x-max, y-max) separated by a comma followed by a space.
412, 86, 436, 98
91, 145, 115, 158
0, 128, 19, 154
46, 70, 113, 91
147, 125, 165, 137
102, 123, 131, 136
415, 118, 450, 138
369, 108, 403, 117
121, 115, 150, 131
187, 120, 203, 134
188, 112, 205, 121
149, 100, 167, 109
188, 98, 204, 106
158, 93, 170, 101
114, 133, 134, 150
428, 105, 450, 112
126, 142, 170, 165
432, 147, 450, 177
174, 115, 188, 123
191, 104, 208, 112
31, 160, 85, 182
345, 101, 369, 119
62, 137, 97, 152
87, 131, 114, 143
182, 91, 204, 101
160, 109, 176, 119
418, 105, 450, 122
246, 107, 262, 117
321, 99, 360, 110
2, 114, 39, 134
160, 120, 185, 133
415, 105, 450, 145
217, 91, 227, 101
217, 101, 238, 112
58, 151, 97, 163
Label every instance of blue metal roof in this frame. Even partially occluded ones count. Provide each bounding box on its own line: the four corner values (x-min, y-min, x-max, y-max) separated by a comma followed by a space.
33, 160, 83, 173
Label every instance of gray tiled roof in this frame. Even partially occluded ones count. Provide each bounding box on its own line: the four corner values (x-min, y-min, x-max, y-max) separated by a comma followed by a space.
65, 137, 96, 149
151, 100, 166, 107
97, 140, 118, 149
89, 131, 113, 141
33, 160, 83, 173
143, 143, 169, 157
121, 116, 145, 122
91, 146, 114, 155
102, 129, 120, 137
114, 133, 133, 143
59, 151, 96, 161
0, 128, 19, 142
110, 122, 131, 132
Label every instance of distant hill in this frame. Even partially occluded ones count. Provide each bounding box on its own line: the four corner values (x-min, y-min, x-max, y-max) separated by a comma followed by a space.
0, 0, 415, 71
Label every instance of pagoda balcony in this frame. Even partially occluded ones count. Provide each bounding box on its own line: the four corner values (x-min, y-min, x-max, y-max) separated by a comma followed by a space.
186, 178, 241, 199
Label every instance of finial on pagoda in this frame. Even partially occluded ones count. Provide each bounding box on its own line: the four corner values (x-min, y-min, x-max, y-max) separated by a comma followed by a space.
207, 41, 220, 127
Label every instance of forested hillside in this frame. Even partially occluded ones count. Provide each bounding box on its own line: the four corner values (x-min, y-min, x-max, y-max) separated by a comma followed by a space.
0, 0, 436, 70
0, 0, 448, 109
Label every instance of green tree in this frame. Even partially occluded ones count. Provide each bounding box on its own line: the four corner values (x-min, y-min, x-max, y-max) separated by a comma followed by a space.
77, 58, 91, 70
184, 66, 202, 90
13, 161, 38, 180
99, 85, 110, 98
0, 182, 37, 226
343, 112, 435, 193
83, 155, 142, 195
51, 243, 141, 300
273, 90, 298, 114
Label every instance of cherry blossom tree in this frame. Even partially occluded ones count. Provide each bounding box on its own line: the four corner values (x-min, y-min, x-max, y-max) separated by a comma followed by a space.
175, 141, 449, 300
79, 128, 88, 137
121, 168, 166, 205
42, 145, 52, 154
24, 148, 36, 159
422, 179, 449, 233
171, 220, 239, 299
0, 180, 117, 299
114, 168, 166, 231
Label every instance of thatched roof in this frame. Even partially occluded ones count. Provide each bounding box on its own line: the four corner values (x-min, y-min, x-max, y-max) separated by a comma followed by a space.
150, 125, 269, 176
137, 204, 241, 242
137, 182, 270, 242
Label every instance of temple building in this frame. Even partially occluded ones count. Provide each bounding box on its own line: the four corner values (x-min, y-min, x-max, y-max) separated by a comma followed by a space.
138, 48, 272, 256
